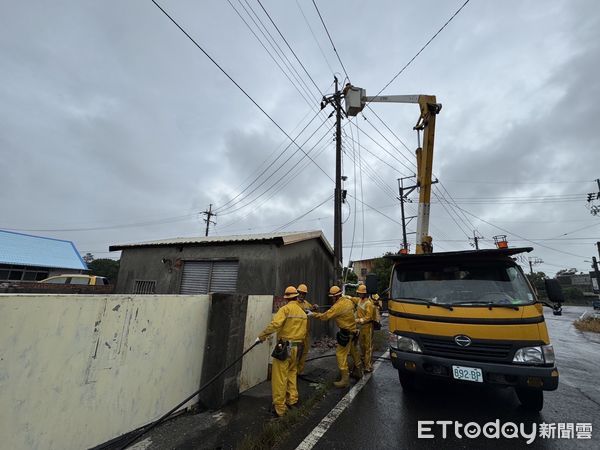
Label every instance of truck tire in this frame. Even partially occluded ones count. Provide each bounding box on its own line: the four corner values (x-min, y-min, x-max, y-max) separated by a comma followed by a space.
398, 371, 418, 392
516, 387, 544, 411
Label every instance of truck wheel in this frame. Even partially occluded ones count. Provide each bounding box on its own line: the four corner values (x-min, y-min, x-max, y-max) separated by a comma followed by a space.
398, 371, 418, 392
516, 388, 544, 411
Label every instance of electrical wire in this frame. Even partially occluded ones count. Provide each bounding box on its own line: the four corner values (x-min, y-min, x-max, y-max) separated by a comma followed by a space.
256, 0, 323, 95
312, 0, 351, 82
453, 205, 590, 259
370, 0, 472, 99
226, 0, 316, 109
295, 0, 336, 75
217, 123, 334, 217
150, 0, 332, 186
238, 0, 321, 105
113, 341, 262, 450
272, 195, 334, 232
215, 114, 329, 215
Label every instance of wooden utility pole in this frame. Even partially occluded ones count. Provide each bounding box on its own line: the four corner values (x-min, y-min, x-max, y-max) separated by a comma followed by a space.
202, 204, 217, 236
333, 77, 343, 282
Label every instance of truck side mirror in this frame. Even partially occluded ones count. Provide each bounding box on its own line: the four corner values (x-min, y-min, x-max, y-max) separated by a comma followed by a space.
544, 279, 564, 315
365, 273, 378, 295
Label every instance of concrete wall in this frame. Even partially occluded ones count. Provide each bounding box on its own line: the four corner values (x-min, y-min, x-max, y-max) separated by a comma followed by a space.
0, 294, 209, 450
240, 295, 276, 392
115, 243, 279, 295
276, 239, 335, 338
114, 239, 335, 340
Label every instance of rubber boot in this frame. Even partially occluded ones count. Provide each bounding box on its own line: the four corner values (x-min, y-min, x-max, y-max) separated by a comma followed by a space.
352, 364, 364, 380
333, 370, 350, 388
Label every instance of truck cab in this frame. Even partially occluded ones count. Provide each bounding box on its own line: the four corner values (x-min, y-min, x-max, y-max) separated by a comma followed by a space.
387, 247, 560, 411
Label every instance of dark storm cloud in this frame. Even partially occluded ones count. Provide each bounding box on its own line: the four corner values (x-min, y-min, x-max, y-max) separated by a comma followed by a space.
1, 0, 598, 273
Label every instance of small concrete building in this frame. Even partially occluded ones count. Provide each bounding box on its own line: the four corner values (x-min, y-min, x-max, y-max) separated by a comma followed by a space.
0, 229, 87, 283
350, 257, 378, 282
110, 231, 335, 337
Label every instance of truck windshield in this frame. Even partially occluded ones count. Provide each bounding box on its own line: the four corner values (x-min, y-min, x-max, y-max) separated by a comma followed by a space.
391, 260, 535, 306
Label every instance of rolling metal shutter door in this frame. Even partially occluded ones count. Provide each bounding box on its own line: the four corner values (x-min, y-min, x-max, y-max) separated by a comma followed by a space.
209, 261, 239, 293
180, 261, 211, 294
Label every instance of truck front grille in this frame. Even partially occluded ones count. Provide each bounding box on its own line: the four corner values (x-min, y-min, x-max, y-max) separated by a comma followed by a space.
420, 336, 514, 362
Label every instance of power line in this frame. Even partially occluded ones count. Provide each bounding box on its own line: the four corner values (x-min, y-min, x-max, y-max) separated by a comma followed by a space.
237, 0, 321, 105
372, 0, 472, 98
256, 0, 322, 95
295, 0, 336, 75
272, 195, 333, 232
216, 126, 335, 230
218, 122, 334, 216
150, 0, 332, 185
226, 0, 316, 109
2, 214, 197, 233
214, 111, 325, 214
454, 205, 589, 259
312, 0, 351, 82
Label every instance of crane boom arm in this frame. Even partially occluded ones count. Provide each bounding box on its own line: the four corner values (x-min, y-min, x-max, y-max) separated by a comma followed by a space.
343, 85, 441, 254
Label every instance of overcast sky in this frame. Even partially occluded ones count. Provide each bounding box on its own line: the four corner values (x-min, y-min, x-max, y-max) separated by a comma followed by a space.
1, 0, 599, 276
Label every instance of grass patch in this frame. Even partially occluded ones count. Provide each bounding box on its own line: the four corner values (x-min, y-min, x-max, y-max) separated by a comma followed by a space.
574, 317, 600, 333
237, 381, 331, 450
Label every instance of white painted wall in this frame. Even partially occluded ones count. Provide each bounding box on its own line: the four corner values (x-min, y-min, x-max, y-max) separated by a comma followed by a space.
0, 294, 210, 450
239, 295, 276, 392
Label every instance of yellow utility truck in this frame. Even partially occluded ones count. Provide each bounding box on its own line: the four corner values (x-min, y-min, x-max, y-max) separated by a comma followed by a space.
344, 85, 562, 411
386, 247, 561, 411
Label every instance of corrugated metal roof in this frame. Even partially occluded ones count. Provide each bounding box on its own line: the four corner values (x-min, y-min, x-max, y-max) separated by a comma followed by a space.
109, 230, 333, 255
0, 230, 88, 270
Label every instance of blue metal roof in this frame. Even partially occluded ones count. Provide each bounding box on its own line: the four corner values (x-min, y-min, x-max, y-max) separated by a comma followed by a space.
0, 230, 88, 270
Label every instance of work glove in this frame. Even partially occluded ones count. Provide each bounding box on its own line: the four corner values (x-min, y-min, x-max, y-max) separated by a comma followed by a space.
311, 304, 319, 311
305, 309, 314, 317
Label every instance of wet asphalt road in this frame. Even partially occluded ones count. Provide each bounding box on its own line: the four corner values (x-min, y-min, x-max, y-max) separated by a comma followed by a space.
292, 306, 600, 450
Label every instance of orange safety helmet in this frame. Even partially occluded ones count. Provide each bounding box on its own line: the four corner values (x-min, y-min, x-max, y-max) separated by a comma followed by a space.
356, 284, 367, 294
297, 283, 308, 294
283, 286, 299, 299
328, 285, 342, 297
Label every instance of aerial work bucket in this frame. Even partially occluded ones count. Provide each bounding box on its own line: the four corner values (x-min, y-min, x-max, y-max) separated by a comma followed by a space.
493, 235, 509, 249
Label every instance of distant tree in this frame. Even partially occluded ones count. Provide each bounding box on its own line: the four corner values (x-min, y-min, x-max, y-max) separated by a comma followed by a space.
82, 252, 94, 264
526, 271, 547, 291
88, 259, 120, 283
563, 286, 585, 302
343, 267, 358, 283
371, 252, 396, 295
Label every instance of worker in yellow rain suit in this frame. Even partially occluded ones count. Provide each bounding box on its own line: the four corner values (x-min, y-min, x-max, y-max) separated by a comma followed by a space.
297, 283, 317, 375
257, 286, 307, 417
312, 285, 363, 388
355, 285, 375, 372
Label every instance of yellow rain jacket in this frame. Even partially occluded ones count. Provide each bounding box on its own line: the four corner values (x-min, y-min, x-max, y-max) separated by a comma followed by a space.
314, 295, 357, 332
259, 300, 307, 342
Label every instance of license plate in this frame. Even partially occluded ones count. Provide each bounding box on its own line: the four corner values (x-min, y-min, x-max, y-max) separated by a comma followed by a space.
452, 365, 483, 383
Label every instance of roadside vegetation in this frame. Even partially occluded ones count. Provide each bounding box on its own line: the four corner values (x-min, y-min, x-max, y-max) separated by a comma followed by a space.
238, 382, 331, 450
574, 316, 600, 333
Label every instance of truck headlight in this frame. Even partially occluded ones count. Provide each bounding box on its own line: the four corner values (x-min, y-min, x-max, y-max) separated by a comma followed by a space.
389, 333, 422, 353
513, 344, 555, 365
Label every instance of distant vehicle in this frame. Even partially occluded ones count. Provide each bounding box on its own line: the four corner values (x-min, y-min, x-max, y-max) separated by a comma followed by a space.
593, 300, 600, 310
38, 274, 109, 286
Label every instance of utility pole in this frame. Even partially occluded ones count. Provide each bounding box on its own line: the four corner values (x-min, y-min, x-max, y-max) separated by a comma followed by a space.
333, 77, 343, 282
470, 230, 484, 250
592, 242, 600, 296
398, 176, 417, 253
202, 204, 217, 237
528, 257, 543, 275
